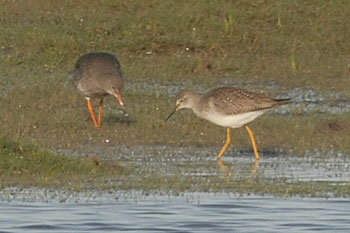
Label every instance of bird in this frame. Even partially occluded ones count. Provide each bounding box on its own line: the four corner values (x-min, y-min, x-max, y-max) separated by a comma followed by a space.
166, 86, 291, 160
73, 52, 125, 127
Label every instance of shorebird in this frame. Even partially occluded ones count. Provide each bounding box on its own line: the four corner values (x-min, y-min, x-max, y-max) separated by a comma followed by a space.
166, 86, 290, 160
73, 52, 124, 127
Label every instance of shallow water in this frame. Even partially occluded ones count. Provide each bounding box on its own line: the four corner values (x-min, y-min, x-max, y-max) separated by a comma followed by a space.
57, 144, 350, 197
110, 145, 350, 183
0, 194, 349, 233
68, 144, 350, 183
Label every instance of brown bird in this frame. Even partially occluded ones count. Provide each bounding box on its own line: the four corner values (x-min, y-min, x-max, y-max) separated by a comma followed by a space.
166, 86, 291, 160
73, 52, 124, 127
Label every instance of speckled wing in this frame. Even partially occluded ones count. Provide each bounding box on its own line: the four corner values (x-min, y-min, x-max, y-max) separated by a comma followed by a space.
203, 87, 279, 115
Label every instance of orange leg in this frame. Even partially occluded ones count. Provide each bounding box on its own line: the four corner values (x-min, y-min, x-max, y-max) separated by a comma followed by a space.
244, 125, 260, 160
97, 99, 104, 126
217, 128, 231, 160
87, 98, 99, 127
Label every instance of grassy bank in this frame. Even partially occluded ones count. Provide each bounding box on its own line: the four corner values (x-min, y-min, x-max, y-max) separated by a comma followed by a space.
0, 137, 131, 190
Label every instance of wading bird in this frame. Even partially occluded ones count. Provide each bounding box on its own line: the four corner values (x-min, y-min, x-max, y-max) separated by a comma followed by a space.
73, 52, 125, 127
166, 86, 290, 160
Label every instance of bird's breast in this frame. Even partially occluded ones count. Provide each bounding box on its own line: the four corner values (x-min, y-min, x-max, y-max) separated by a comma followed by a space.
197, 110, 267, 128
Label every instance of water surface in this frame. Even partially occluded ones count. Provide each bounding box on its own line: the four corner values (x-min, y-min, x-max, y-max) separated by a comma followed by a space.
0, 194, 349, 233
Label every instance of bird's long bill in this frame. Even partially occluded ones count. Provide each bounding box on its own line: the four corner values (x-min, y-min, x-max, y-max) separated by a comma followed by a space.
166, 108, 177, 121
114, 93, 124, 107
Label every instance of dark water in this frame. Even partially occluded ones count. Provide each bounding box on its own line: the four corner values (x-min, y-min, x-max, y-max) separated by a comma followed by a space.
0, 194, 349, 233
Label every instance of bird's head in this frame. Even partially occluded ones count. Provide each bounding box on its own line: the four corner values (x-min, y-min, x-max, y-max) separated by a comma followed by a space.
166, 90, 195, 121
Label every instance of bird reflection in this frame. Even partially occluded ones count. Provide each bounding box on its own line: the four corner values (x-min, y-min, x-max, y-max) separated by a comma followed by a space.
217, 159, 260, 183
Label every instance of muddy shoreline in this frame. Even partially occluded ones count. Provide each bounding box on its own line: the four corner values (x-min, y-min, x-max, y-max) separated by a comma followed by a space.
1, 186, 348, 204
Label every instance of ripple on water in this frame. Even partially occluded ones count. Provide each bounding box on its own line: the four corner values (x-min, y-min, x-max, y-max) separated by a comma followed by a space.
0, 194, 349, 232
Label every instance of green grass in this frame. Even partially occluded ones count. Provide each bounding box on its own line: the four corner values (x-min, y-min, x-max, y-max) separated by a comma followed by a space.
0, 137, 130, 189
1, 0, 350, 92
1, 78, 350, 154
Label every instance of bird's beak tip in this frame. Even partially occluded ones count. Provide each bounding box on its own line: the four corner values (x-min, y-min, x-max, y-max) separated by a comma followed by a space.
114, 93, 124, 108
165, 108, 177, 122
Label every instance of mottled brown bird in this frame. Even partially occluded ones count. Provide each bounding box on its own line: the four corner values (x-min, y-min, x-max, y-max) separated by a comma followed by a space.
166, 86, 290, 160
73, 52, 124, 127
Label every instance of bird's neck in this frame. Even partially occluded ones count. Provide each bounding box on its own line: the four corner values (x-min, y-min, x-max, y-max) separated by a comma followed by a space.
189, 93, 202, 113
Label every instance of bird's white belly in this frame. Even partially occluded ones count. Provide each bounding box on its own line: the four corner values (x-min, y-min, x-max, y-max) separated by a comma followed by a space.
198, 110, 267, 128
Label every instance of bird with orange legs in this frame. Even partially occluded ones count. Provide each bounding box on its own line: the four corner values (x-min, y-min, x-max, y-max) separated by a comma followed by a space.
73, 52, 125, 127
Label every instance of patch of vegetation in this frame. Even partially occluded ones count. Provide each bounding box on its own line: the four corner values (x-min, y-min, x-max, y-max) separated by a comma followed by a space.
1, 0, 349, 92
0, 137, 131, 189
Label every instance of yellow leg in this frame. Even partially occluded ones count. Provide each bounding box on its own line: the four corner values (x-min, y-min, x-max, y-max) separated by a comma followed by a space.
87, 98, 99, 127
250, 160, 260, 174
244, 125, 260, 160
217, 159, 231, 183
97, 99, 104, 126
217, 128, 231, 160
